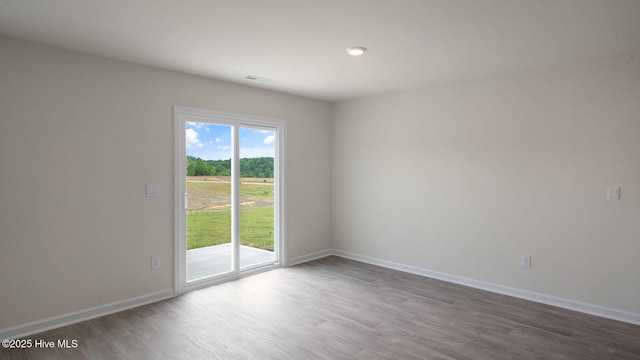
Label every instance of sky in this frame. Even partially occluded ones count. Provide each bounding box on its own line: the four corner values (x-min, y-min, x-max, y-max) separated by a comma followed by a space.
186, 122, 275, 160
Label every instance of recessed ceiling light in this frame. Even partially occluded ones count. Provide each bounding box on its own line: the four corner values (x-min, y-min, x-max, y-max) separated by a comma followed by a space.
346, 47, 367, 56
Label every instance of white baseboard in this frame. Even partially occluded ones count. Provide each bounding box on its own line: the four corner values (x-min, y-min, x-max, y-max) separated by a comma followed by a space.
287, 249, 334, 267
0, 289, 174, 340
5, 249, 638, 340
3, 251, 317, 339
324, 249, 640, 326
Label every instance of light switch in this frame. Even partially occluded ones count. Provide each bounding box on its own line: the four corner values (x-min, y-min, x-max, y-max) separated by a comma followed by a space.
146, 184, 159, 197
607, 186, 620, 201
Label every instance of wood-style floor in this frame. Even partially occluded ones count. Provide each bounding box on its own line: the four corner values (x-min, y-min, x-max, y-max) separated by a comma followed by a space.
3, 256, 640, 359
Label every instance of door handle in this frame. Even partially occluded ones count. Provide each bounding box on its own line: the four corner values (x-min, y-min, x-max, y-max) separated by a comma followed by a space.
184, 193, 188, 210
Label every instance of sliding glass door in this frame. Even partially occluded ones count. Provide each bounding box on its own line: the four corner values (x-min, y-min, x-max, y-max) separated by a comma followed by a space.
175, 107, 285, 291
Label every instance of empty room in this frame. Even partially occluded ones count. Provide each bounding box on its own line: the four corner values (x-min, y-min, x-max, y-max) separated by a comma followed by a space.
1, 0, 639, 359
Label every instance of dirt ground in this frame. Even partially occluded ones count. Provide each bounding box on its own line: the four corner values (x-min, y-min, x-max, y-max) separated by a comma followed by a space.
186, 179, 273, 212
186, 176, 273, 183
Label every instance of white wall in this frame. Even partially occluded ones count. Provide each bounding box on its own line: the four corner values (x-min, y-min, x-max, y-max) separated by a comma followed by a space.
0, 36, 332, 330
332, 54, 640, 315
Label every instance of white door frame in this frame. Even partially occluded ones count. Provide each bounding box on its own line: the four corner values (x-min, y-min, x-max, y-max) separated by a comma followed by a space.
173, 106, 287, 294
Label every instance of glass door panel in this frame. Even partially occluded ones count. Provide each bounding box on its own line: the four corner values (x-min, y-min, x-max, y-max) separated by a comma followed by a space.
185, 122, 233, 281
239, 127, 276, 269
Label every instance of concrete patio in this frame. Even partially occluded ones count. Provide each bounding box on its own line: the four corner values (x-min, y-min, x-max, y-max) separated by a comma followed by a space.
187, 243, 275, 281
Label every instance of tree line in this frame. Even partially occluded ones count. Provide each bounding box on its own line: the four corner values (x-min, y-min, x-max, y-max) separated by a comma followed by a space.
187, 156, 274, 178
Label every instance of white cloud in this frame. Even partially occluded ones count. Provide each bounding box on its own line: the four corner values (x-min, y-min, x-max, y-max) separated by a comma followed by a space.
195, 150, 232, 160
215, 137, 223, 143
217, 145, 231, 151
264, 135, 275, 144
186, 128, 204, 148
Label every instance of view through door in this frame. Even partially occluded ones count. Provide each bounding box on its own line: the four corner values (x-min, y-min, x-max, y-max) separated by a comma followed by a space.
185, 121, 276, 282
238, 127, 277, 270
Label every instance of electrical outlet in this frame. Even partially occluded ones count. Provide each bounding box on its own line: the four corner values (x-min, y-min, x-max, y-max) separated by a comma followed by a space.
521, 255, 532, 268
151, 256, 160, 270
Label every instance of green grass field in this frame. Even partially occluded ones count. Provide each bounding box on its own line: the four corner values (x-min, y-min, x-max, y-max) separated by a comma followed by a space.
186, 181, 274, 251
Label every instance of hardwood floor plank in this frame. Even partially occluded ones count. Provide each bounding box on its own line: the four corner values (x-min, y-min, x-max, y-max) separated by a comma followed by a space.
2, 256, 639, 359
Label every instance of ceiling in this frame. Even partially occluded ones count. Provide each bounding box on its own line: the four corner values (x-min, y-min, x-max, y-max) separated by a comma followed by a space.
1, 0, 639, 102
